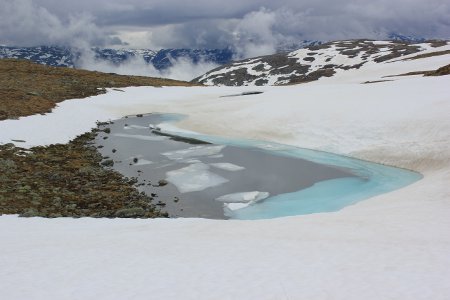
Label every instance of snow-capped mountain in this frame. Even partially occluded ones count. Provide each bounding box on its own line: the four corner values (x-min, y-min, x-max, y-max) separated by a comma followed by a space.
0, 46, 235, 70
0, 46, 75, 67
0, 41, 326, 72
193, 39, 448, 86
275, 40, 323, 53
386, 33, 426, 43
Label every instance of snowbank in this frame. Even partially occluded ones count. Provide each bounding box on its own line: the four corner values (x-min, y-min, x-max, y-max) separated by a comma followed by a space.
1, 48, 449, 299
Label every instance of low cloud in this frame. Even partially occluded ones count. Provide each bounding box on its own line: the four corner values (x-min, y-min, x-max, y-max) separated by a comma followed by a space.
76, 50, 219, 81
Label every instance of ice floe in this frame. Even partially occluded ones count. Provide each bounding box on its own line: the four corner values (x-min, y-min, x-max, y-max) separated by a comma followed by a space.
123, 124, 148, 130
166, 163, 229, 193
209, 163, 245, 171
216, 191, 270, 211
162, 145, 225, 161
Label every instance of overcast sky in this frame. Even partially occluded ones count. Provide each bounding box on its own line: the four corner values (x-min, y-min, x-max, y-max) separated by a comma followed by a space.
1, 0, 449, 56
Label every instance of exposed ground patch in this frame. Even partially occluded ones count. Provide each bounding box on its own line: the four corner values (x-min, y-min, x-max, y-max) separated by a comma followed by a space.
0, 131, 167, 218
384, 63, 450, 78
0, 59, 199, 120
0, 60, 196, 218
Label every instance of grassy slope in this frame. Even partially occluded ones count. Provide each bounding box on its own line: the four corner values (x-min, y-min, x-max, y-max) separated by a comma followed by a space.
0, 59, 198, 120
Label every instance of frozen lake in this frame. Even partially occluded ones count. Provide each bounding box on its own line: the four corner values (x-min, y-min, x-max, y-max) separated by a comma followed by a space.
94, 113, 422, 219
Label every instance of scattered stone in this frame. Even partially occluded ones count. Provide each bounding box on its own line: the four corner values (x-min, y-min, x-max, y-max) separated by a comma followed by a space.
100, 159, 114, 167
0, 125, 168, 219
158, 179, 168, 186
114, 207, 145, 218
20, 208, 39, 217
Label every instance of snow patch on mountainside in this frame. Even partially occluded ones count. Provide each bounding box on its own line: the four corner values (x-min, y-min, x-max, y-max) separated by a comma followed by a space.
195, 40, 449, 86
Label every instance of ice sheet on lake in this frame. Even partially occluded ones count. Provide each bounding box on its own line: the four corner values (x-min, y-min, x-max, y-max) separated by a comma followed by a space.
216, 191, 270, 211
166, 163, 229, 193
162, 145, 225, 161
123, 125, 148, 130
216, 191, 270, 203
113, 133, 166, 141
210, 163, 245, 171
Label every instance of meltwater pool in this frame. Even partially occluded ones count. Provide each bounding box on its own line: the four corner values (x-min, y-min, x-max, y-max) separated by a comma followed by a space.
94, 113, 422, 220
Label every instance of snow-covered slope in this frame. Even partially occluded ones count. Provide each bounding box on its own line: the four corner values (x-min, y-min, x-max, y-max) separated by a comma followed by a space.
194, 39, 448, 86
1, 42, 450, 300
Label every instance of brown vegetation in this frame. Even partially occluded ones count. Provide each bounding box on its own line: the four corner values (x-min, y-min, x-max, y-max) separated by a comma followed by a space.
0, 131, 167, 218
0, 59, 199, 218
402, 50, 450, 61
0, 59, 198, 120
384, 63, 450, 78
424, 64, 450, 76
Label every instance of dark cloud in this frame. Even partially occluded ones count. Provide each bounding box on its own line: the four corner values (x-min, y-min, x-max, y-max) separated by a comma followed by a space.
0, 0, 122, 47
1, 0, 449, 56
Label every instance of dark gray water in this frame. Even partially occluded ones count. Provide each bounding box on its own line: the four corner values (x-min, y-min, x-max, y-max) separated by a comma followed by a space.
94, 113, 358, 219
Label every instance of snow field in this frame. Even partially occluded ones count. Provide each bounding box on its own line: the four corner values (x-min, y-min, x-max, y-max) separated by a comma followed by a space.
1, 43, 449, 299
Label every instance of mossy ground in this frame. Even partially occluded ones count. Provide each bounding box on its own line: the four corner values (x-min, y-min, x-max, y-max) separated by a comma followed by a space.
0, 59, 199, 120
0, 131, 167, 218
0, 59, 196, 218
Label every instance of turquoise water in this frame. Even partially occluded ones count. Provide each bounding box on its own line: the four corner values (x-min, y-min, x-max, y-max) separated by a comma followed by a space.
157, 113, 422, 220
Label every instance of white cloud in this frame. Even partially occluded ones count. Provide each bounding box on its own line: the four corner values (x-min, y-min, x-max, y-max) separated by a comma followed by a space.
76, 49, 219, 81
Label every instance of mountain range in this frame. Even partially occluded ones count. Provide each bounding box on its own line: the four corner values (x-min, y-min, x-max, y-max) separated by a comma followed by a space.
0, 34, 433, 83
0, 46, 236, 70
193, 39, 448, 86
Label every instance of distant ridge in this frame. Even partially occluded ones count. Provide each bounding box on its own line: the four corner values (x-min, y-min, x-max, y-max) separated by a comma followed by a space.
193, 39, 448, 86
0, 46, 235, 70
0, 41, 325, 71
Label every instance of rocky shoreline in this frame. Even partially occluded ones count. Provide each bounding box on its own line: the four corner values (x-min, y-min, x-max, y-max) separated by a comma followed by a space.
0, 129, 168, 218
0, 58, 198, 218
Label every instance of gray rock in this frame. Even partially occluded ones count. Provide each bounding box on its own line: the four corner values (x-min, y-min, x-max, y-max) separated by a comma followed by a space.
0, 158, 17, 171
158, 179, 168, 186
20, 208, 39, 217
114, 207, 146, 218
101, 159, 114, 167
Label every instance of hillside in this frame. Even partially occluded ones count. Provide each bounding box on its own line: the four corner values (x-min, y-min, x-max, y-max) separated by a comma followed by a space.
0, 59, 197, 120
0, 59, 196, 218
193, 39, 448, 86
